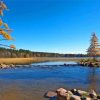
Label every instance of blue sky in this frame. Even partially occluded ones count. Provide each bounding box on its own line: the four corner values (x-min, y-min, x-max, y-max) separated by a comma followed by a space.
2, 0, 100, 54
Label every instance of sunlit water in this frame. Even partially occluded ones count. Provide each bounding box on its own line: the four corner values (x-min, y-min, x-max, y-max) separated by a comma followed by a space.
0, 62, 100, 100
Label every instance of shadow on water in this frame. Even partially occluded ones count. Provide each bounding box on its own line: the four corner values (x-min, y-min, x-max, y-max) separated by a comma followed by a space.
88, 68, 98, 91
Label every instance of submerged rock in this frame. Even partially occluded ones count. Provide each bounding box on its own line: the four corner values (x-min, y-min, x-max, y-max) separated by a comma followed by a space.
45, 91, 57, 98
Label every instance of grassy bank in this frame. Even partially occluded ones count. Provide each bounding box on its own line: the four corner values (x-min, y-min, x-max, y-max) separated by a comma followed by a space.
0, 57, 81, 65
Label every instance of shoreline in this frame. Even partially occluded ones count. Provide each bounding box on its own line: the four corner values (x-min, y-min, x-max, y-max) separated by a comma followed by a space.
0, 57, 81, 65
0, 57, 100, 68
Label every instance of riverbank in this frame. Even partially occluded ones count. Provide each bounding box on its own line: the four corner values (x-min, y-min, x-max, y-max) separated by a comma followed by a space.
0, 57, 81, 65
46, 88, 100, 100
79, 58, 100, 67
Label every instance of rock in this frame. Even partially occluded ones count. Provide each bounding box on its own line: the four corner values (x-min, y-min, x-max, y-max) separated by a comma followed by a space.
0, 64, 8, 68
97, 95, 100, 99
68, 91, 73, 95
57, 92, 70, 100
86, 97, 91, 100
71, 89, 77, 94
57, 88, 71, 100
57, 88, 67, 93
45, 91, 57, 98
89, 90, 97, 98
59, 91, 67, 97
10, 64, 15, 68
70, 95, 81, 100
71, 89, 81, 96
81, 97, 91, 100
78, 90, 88, 95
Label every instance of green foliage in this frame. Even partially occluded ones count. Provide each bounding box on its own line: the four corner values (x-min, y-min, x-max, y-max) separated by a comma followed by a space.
0, 47, 87, 58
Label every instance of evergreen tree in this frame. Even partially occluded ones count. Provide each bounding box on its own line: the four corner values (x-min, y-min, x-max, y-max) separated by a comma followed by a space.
87, 33, 100, 57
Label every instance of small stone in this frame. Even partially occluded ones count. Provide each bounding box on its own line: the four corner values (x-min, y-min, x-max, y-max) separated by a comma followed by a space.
78, 90, 88, 95
10, 64, 15, 68
46, 91, 57, 98
70, 95, 81, 100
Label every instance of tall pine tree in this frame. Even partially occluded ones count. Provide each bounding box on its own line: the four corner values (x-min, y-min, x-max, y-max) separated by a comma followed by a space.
87, 33, 100, 57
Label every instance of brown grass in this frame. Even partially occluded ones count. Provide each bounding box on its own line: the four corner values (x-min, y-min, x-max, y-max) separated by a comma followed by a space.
0, 57, 81, 65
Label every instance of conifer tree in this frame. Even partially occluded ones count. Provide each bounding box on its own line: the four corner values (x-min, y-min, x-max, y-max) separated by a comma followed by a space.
87, 33, 100, 57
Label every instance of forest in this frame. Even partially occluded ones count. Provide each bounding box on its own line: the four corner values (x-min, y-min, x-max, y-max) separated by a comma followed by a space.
0, 47, 86, 58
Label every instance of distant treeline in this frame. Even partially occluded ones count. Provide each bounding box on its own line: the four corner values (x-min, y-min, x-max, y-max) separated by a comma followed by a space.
0, 47, 87, 58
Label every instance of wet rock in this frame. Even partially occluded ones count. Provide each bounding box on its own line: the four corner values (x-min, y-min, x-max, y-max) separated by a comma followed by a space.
71, 89, 77, 94
81, 97, 91, 100
57, 92, 70, 100
57, 88, 67, 93
70, 95, 81, 100
89, 90, 97, 98
77, 90, 88, 95
45, 91, 57, 98
97, 95, 100, 99
57, 88, 71, 100
71, 89, 81, 96
68, 91, 73, 95
0, 64, 8, 68
10, 64, 15, 68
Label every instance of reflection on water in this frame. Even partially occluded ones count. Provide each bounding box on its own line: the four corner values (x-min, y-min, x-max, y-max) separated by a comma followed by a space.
32, 61, 77, 65
0, 62, 100, 100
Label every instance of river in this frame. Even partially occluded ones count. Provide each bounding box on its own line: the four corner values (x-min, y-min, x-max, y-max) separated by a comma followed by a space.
0, 61, 100, 100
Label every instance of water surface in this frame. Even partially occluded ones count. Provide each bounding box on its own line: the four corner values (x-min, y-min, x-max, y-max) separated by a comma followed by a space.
0, 61, 100, 100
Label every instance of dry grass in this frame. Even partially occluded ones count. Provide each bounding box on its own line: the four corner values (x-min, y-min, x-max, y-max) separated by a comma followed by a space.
0, 57, 81, 65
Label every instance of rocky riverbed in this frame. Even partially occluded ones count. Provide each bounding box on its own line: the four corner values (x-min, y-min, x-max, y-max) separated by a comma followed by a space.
46, 88, 100, 100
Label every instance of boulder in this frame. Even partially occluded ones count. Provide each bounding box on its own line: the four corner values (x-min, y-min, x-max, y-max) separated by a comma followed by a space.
85, 97, 91, 100
45, 91, 57, 98
57, 88, 67, 93
57, 92, 70, 100
70, 95, 81, 100
68, 91, 73, 95
97, 95, 100, 99
89, 90, 97, 98
71, 89, 77, 94
77, 90, 88, 95
71, 89, 81, 96
81, 97, 91, 100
